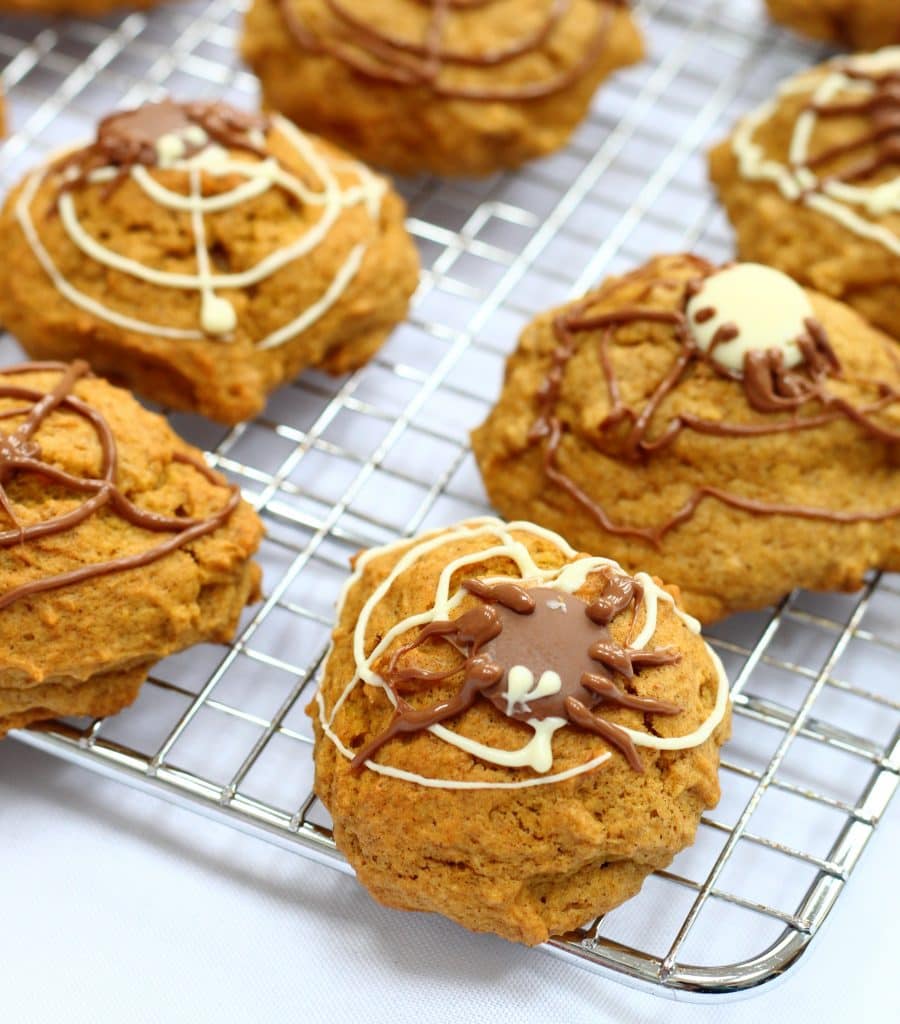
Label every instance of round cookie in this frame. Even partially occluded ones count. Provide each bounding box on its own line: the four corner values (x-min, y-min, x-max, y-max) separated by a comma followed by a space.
312, 517, 730, 945
766, 0, 900, 50
0, 360, 263, 736
470, 254, 900, 623
241, 0, 644, 177
0, 99, 419, 424
709, 48, 900, 343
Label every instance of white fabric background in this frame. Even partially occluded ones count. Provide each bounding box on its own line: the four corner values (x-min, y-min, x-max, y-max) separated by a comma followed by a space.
1, 739, 896, 1024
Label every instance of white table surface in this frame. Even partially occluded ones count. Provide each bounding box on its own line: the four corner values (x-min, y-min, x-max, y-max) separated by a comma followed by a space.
1, 737, 896, 1024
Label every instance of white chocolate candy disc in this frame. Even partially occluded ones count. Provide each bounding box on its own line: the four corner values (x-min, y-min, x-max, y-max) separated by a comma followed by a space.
686, 263, 813, 372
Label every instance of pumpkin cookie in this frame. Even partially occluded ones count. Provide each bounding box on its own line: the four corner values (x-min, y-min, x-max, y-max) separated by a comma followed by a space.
241, 0, 644, 177
312, 517, 730, 945
766, 0, 900, 50
470, 255, 900, 623
0, 361, 263, 737
0, 99, 419, 424
710, 48, 900, 342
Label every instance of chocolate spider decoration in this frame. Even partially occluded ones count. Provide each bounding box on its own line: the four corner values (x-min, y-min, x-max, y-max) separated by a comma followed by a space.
527, 258, 900, 548
351, 569, 682, 773
54, 99, 270, 197
0, 361, 240, 612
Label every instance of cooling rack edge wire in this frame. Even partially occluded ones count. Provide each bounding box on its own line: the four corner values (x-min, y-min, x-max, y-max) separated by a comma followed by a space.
1, 0, 899, 1003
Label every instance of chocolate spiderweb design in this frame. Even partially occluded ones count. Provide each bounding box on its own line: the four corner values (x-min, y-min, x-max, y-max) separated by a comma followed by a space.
16, 99, 385, 348
278, 0, 627, 101
317, 519, 731, 790
529, 258, 900, 547
352, 572, 681, 773
733, 50, 900, 256
0, 361, 241, 612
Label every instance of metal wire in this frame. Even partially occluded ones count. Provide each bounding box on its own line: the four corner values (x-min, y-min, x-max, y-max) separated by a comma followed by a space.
2, 0, 898, 1003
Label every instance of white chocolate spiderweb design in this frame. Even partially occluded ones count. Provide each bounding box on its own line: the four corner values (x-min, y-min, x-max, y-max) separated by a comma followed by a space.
316, 518, 730, 790
732, 47, 900, 257
15, 116, 386, 349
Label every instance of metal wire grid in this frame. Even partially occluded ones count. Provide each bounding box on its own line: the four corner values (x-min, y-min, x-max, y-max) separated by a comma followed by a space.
1, 0, 898, 1002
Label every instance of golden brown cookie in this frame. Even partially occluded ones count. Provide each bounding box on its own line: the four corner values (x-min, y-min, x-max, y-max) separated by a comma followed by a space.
766, 0, 900, 49
241, 0, 644, 177
470, 255, 900, 623
0, 99, 419, 424
709, 49, 900, 342
0, 360, 264, 737
311, 517, 730, 945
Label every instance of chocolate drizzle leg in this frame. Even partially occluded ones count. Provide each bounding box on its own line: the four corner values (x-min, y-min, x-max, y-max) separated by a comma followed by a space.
351, 572, 681, 773
0, 361, 242, 611
527, 258, 900, 546
277, 0, 627, 102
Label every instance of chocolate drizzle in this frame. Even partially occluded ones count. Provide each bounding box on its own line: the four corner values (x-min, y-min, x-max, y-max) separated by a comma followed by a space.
742, 320, 840, 413
277, 0, 626, 101
527, 257, 900, 547
351, 572, 681, 773
802, 67, 900, 190
0, 361, 241, 612
55, 99, 269, 195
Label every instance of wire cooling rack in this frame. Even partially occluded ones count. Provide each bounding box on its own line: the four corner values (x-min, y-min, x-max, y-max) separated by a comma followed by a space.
1, 0, 898, 1003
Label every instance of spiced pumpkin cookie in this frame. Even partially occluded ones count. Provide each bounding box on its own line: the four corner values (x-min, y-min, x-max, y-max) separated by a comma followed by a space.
0, 361, 263, 736
470, 255, 900, 623
241, 0, 644, 177
710, 48, 900, 342
0, 99, 419, 424
312, 517, 730, 945
766, 0, 900, 50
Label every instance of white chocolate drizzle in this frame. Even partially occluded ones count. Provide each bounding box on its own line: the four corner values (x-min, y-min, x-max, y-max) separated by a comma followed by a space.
15, 115, 386, 347
503, 666, 563, 716
316, 518, 731, 790
731, 47, 900, 257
